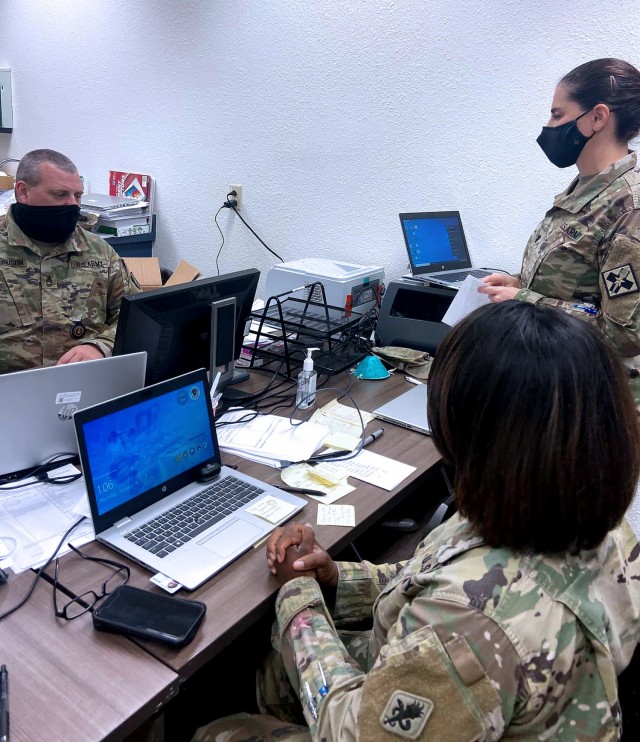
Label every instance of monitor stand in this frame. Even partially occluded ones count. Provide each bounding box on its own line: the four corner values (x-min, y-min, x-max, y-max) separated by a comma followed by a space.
229, 367, 249, 386
218, 363, 253, 411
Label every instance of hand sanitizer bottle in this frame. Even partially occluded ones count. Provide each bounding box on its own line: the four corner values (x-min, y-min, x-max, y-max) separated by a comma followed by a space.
296, 347, 319, 409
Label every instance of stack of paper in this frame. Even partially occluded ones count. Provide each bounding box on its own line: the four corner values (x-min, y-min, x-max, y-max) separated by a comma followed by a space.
216, 410, 329, 467
0, 465, 94, 574
81, 192, 152, 237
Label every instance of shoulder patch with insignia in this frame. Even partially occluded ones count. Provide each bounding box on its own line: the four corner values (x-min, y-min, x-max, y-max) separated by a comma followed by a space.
603, 264, 639, 298
380, 690, 433, 739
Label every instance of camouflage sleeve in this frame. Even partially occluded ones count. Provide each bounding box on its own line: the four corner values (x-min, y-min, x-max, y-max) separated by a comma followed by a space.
85, 251, 141, 357
515, 209, 640, 359
332, 560, 408, 624
275, 578, 511, 741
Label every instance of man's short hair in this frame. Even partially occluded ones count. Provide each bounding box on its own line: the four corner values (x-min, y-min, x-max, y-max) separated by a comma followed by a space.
15, 149, 78, 186
427, 301, 640, 553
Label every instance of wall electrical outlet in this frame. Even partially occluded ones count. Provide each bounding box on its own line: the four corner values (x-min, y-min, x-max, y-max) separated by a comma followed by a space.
229, 184, 242, 210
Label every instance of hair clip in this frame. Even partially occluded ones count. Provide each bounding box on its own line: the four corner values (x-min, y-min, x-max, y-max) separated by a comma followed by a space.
610, 75, 618, 95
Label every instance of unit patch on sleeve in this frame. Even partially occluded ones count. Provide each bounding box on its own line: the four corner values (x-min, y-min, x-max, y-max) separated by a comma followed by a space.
603, 264, 639, 298
380, 690, 434, 739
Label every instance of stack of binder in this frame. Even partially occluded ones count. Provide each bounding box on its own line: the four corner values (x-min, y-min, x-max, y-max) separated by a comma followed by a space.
80, 193, 151, 237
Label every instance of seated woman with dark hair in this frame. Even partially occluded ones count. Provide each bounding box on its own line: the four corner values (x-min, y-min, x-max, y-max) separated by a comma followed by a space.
196, 302, 640, 742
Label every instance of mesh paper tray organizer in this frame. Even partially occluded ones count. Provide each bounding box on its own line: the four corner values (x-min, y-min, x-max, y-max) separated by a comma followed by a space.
247, 284, 368, 378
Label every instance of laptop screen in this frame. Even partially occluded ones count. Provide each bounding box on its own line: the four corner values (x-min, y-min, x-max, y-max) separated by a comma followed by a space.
399, 211, 472, 273
80, 378, 215, 517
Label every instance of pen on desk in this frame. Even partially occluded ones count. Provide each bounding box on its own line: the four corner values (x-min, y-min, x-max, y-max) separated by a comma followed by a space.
405, 376, 424, 385
277, 485, 327, 497
0, 664, 9, 742
361, 428, 384, 449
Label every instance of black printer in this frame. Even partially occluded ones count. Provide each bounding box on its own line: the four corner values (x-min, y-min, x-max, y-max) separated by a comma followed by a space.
376, 279, 455, 355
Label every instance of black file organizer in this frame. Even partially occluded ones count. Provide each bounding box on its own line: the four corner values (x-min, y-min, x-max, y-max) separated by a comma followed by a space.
248, 282, 368, 378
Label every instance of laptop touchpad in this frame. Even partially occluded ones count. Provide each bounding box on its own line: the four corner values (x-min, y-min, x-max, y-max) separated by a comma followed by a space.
198, 518, 262, 558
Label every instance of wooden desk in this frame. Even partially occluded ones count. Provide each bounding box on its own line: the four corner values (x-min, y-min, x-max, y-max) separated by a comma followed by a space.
0, 570, 179, 741
53, 373, 443, 681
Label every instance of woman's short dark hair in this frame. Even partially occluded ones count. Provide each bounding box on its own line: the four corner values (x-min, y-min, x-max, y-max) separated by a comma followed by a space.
561, 58, 640, 141
427, 301, 640, 553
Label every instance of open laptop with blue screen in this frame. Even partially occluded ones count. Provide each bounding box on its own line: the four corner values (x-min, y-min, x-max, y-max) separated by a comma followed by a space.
400, 210, 491, 289
74, 368, 306, 590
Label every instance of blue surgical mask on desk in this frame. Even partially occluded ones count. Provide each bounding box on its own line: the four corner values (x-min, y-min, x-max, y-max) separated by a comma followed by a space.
11, 203, 80, 244
536, 109, 594, 168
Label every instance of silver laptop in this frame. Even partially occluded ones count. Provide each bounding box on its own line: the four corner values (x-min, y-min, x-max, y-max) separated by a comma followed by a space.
80, 193, 141, 210
74, 368, 306, 590
0, 352, 147, 478
400, 211, 491, 289
373, 383, 430, 435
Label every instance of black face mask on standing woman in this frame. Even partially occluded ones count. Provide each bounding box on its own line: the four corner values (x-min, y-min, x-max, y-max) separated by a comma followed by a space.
536, 108, 595, 168
11, 203, 81, 244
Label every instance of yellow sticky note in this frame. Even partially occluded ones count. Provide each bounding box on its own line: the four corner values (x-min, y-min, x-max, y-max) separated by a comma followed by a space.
323, 431, 360, 451
246, 495, 297, 524
308, 462, 347, 486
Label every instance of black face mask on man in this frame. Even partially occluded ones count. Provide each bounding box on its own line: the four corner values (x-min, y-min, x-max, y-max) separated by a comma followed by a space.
536, 109, 595, 168
11, 203, 81, 244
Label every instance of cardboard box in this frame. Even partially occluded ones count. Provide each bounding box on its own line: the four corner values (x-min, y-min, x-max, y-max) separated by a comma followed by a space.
123, 257, 202, 291
123, 257, 162, 291
164, 259, 200, 286
0, 175, 15, 190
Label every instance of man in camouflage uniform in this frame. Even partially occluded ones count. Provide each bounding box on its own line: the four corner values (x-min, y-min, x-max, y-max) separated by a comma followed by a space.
0, 149, 139, 373
196, 514, 640, 741
481, 152, 640, 402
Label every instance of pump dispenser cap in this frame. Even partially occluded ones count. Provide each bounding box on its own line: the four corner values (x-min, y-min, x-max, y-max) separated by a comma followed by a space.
303, 347, 319, 372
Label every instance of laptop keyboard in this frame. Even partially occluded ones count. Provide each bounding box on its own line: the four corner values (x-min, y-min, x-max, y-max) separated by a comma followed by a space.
441, 269, 489, 282
123, 475, 264, 558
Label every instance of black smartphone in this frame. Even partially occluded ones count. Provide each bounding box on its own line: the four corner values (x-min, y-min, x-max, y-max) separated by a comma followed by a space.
92, 585, 206, 647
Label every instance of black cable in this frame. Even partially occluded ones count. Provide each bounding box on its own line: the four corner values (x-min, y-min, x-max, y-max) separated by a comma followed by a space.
0, 453, 81, 489
0, 516, 86, 621
227, 203, 285, 263
214, 204, 226, 276
281, 386, 366, 468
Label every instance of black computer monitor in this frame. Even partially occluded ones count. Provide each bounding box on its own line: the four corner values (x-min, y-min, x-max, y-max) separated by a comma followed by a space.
114, 268, 259, 386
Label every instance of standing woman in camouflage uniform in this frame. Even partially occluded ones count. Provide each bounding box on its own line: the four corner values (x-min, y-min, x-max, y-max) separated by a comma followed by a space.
196, 302, 640, 741
480, 58, 640, 403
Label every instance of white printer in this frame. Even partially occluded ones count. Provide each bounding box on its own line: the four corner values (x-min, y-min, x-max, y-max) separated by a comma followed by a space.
264, 258, 384, 316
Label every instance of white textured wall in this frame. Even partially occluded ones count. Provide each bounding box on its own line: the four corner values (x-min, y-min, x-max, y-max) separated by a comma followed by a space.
2, 0, 640, 532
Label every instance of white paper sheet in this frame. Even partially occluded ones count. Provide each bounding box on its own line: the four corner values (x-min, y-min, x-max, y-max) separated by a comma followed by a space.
216, 410, 329, 466
441, 275, 490, 327
317, 504, 355, 527
309, 399, 374, 443
326, 449, 416, 491
0, 465, 95, 573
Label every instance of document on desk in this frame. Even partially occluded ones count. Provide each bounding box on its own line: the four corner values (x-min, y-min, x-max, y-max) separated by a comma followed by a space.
310, 399, 375, 450
280, 463, 356, 504
216, 410, 329, 467
325, 449, 416, 491
317, 504, 355, 527
0, 465, 94, 573
441, 275, 490, 327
